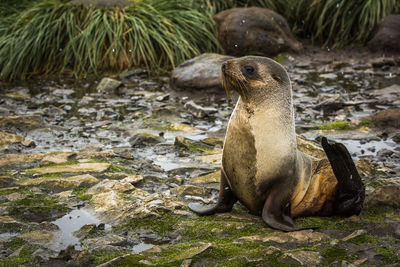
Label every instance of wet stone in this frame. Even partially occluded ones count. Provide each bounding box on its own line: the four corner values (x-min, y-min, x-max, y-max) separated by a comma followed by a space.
191, 170, 220, 184
237, 230, 329, 244
87, 179, 135, 194
365, 185, 400, 208
97, 77, 122, 92
280, 251, 322, 266
171, 185, 206, 196
0, 131, 23, 149
174, 243, 213, 261
16, 174, 99, 192
28, 162, 111, 174
184, 100, 217, 118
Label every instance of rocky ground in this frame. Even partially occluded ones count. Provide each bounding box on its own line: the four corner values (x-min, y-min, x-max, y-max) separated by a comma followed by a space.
0, 48, 399, 266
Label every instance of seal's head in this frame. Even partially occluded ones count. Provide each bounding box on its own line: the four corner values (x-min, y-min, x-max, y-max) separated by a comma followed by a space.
221, 56, 291, 103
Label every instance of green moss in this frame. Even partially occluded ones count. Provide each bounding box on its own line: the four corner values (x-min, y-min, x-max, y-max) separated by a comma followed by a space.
348, 234, 376, 245
4, 238, 25, 250
39, 160, 79, 168
321, 246, 347, 263
361, 119, 371, 127
0, 243, 37, 266
377, 247, 400, 264
115, 212, 180, 236
7, 194, 69, 221
73, 187, 92, 201
318, 121, 351, 130
105, 164, 136, 175
294, 216, 360, 230
361, 205, 396, 223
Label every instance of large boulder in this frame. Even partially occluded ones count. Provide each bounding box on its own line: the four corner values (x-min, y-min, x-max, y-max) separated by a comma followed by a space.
370, 109, 400, 130
213, 7, 302, 57
170, 53, 233, 91
369, 15, 400, 54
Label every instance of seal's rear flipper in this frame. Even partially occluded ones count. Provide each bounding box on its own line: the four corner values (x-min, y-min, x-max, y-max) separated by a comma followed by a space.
188, 170, 237, 215
321, 137, 365, 216
261, 183, 318, 232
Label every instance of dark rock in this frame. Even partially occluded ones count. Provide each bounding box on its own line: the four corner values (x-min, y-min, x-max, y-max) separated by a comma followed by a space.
370, 109, 400, 130
213, 7, 302, 57
365, 185, 400, 208
369, 15, 400, 54
370, 57, 399, 68
392, 132, 400, 143
376, 148, 394, 159
129, 133, 164, 147
170, 53, 233, 91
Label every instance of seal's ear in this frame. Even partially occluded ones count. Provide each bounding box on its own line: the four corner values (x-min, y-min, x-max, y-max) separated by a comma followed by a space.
271, 74, 281, 82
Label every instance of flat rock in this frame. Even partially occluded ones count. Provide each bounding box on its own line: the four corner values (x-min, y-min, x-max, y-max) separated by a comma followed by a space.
169, 123, 198, 133
16, 174, 99, 191
214, 7, 302, 57
170, 53, 233, 91
96, 77, 122, 92
280, 251, 322, 266
171, 185, 206, 196
40, 152, 76, 165
371, 84, 400, 104
237, 230, 329, 244
174, 243, 213, 261
84, 234, 126, 248
0, 116, 42, 133
184, 101, 217, 118
28, 162, 110, 174
19, 230, 55, 245
191, 171, 220, 184
87, 179, 135, 194
90, 190, 126, 213
121, 175, 143, 185
0, 153, 45, 168
365, 185, 400, 208
0, 131, 24, 149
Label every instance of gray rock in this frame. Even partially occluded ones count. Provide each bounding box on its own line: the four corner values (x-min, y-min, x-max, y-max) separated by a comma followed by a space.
365, 185, 400, 208
371, 84, 400, 104
184, 100, 217, 118
97, 78, 122, 92
170, 53, 234, 91
280, 251, 322, 266
214, 7, 302, 57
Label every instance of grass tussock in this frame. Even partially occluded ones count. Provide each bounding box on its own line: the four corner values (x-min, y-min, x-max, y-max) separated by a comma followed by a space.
0, 0, 219, 81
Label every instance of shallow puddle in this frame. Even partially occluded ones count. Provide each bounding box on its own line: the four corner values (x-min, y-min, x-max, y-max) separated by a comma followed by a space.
53, 209, 111, 251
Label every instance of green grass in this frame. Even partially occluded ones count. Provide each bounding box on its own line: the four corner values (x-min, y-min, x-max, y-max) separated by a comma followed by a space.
318, 121, 351, 130
0, 0, 219, 81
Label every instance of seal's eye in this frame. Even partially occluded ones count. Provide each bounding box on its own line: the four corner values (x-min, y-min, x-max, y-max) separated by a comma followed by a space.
244, 65, 254, 75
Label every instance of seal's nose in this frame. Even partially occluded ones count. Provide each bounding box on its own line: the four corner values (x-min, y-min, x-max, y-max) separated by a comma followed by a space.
221, 62, 226, 72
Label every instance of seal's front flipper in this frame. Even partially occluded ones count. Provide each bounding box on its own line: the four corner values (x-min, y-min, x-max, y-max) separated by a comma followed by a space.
261, 184, 317, 232
321, 137, 365, 216
188, 170, 237, 215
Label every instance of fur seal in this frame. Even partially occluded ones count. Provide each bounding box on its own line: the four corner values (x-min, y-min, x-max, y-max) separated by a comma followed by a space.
188, 56, 365, 231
